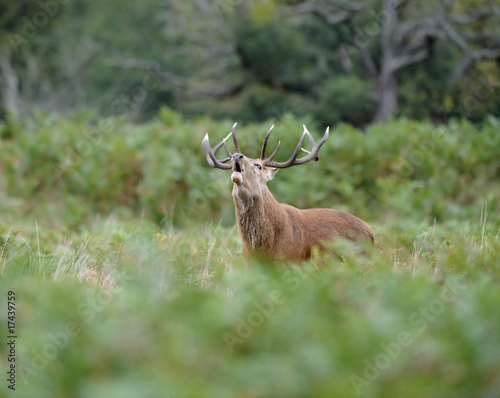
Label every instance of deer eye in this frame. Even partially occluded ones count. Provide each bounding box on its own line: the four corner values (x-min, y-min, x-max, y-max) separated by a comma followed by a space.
254, 163, 262, 170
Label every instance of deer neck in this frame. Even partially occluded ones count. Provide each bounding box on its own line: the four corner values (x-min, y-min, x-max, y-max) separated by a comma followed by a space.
232, 184, 283, 250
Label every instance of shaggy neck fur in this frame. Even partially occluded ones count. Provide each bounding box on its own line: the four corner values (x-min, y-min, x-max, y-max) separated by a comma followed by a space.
232, 184, 283, 255
231, 170, 375, 262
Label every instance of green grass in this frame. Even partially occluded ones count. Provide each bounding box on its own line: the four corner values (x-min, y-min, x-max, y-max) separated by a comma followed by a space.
1, 213, 499, 397
1, 112, 500, 397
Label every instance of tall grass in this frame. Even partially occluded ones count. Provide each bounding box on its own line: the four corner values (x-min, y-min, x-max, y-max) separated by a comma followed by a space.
1, 111, 500, 397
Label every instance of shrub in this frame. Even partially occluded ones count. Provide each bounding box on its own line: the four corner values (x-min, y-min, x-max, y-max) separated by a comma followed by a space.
1, 111, 499, 229
315, 75, 376, 126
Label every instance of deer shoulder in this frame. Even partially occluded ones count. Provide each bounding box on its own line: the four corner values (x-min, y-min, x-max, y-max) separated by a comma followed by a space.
202, 123, 374, 262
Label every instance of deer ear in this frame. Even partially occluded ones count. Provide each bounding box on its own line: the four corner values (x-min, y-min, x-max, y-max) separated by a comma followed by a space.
265, 167, 279, 181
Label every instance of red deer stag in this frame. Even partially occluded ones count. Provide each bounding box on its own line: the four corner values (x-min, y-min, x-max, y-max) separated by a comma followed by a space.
202, 124, 374, 261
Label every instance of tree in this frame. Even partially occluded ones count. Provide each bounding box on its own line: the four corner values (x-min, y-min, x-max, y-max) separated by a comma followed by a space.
0, 0, 50, 114
278, 0, 500, 123
1, 0, 498, 124
439, 0, 500, 83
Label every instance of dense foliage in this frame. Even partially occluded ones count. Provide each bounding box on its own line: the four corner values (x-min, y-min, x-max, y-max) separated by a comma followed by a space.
2, 218, 500, 397
1, 112, 500, 396
1, 0, 499, 124
1, 110, 499, 228
1, 1, 499, 396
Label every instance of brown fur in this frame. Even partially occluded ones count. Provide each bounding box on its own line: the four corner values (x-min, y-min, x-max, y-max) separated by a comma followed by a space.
231, 157, 374, 262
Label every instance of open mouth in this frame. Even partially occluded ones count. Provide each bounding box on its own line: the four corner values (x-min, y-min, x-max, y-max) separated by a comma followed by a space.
233, 162, 244, 174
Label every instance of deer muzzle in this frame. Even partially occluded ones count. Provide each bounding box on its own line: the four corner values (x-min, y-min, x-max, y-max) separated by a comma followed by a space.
231, 153, 244, 184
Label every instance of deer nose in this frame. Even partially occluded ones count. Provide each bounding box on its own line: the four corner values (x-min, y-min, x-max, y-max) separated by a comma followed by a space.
232, 153, 244, 163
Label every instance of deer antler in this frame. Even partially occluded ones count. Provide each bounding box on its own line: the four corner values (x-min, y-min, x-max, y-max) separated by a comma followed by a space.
262, 125, 330, 168
202, 133, 232, 170
230, 122, 241, 153
202, 123, 242, 170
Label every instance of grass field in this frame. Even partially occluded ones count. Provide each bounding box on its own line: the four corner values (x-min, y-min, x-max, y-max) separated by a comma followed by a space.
1, 113, 500, 397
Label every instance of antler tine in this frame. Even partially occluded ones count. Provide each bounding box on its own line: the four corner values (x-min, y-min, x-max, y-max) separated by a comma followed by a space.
265, 132, 306, 168
260, 124, 275, 160
295, 125, 329, 164
202, 133, 233, 170
212, 131, 232, 153
223, 132, 233, 158
231, 123, 241, 153
302, 124, 320, 161
267, 140, 281, 162
303, 124, 316, 148
287, 132, 307, 164
263, 125, 330, 169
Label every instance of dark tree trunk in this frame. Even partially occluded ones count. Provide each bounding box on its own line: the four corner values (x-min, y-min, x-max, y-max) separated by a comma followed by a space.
372, 0, 399, 123
0, 47, 21, 114
374, 68, 397, 123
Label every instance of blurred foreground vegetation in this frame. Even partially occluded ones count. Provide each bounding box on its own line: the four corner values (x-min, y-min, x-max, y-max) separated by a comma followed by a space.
1, 111, 500, 397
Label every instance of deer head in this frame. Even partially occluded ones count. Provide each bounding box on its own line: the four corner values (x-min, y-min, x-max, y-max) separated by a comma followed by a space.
202, 123, 373, 261
202, 123, 330, 196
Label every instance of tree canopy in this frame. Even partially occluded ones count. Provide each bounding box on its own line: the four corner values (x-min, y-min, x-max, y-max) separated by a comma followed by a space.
0, 0, 499, 125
